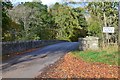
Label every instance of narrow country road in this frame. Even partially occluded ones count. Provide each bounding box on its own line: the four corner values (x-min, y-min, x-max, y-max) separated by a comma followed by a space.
2, 42, 79, 78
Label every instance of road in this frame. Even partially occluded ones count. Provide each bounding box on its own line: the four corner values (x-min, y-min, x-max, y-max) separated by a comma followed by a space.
2, 42, 79, 78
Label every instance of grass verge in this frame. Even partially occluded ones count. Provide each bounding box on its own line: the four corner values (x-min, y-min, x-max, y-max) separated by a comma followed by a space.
71, 45, 119, 66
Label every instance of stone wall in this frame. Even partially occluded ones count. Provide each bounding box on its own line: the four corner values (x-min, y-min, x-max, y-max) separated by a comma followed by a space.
79, 36, 99, 50
1, 40, 68, 55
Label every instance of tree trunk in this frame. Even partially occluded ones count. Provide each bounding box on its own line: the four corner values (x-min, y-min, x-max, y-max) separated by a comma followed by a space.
118, 1, 120, 52
103, 2, 109, 47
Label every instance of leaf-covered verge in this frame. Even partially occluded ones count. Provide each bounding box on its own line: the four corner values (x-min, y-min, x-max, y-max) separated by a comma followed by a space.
36, 53, 119, 78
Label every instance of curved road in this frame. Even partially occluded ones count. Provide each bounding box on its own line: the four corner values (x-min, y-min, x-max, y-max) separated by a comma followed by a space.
2, 42, 79, 78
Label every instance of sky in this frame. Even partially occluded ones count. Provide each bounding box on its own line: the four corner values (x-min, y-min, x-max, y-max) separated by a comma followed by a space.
9, 0, 87, 8
10, 0, 62, 6
9, 0, 119, 5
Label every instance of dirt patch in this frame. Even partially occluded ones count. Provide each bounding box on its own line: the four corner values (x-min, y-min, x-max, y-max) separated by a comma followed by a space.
36, 53, 119, 79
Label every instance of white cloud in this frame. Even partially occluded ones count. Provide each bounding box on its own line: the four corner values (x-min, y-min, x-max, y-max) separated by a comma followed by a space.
41, 0, 63, 6
10, 0, 90, 7
10, 0, 32, 4
10, 0, 63, 6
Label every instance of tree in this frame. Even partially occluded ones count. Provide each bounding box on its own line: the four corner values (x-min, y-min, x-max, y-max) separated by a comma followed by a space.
2, 1, 20, 41
3, 2, 88, 41
86, 2, 119, 45
8, 2, 55, 40
50, 3, 87, 41
118, 2, 120, 52
87, 16, 101, 37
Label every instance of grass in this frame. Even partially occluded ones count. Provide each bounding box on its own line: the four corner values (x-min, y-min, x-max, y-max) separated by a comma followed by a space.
72, 45, 119, 66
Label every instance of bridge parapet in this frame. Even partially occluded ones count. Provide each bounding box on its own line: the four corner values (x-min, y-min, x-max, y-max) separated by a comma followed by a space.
2, 40, 68, 55
79, 36, 99, 51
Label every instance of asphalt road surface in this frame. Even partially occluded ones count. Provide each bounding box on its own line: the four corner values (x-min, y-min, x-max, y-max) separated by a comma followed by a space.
2, 42, 79, 78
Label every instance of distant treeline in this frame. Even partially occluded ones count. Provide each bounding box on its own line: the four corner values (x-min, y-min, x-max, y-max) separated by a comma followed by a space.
2, 2, 118, 43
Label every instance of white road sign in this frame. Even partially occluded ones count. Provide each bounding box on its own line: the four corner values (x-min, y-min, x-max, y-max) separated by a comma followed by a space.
103, 27, 114, 33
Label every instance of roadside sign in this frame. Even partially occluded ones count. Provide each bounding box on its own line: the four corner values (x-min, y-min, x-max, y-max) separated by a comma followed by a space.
103, 27, 114, 33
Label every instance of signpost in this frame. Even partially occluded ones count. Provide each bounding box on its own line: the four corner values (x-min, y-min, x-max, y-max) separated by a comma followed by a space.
103, 27, 115, 33
103, 27, 115, 46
